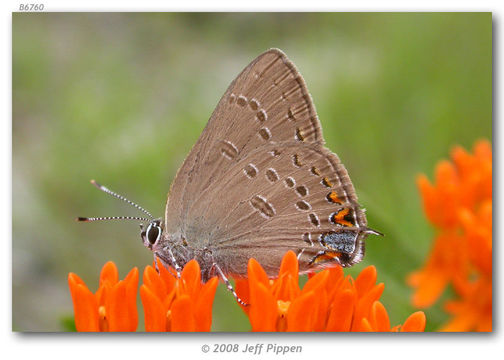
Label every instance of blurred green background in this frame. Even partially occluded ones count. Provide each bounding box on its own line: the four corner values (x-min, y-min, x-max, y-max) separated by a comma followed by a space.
12, 13, 491, 332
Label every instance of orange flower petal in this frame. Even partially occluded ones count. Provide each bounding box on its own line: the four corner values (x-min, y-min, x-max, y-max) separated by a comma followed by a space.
171, 295, 196, 332
180, 260, 201, 298
143, 265, 168, 299
156, 258, 177, 291
326, 265, 344, 286
194, 277, 219, 331
140, 285, 167, 332
273, 251, 301, 301
312, 286, 329, 331
460, 204, 493, 276
351, 282, 384, 331
409, 270, 448, 308
106, 269, 139, 332
301, 269, 329, 295
325, 266, 348, 300
99, 261, 119, 287
68, 272, 87, 287
106, 280, 129, 331
248, 258, 271, 289
439, 312, 476, 332
355, 265, 377, 296
279, 250, 299, 280
249, 282, 277, 331
234, 278, 251, 314
68, 273, 100, 332
451, 146, 473, 179
417, 174, 436, 218
408, 231, 467, 307
299, 270, 330, 331
360, 318, 373, 332
401, 311, 426, 332
272, 273, 301, 303
474, 139, 492, 158
370, 301, 390, 332
325, 289, 355, 331
95, 281, 110, 308
125, 267, 139, 330
286, 290, 317, 332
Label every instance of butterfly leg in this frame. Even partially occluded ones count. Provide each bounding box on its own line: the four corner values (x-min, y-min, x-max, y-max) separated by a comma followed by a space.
154, 249, 182, 278
212, 263, 249, 307
152, 255, 178, 279
161, 246, 182, 277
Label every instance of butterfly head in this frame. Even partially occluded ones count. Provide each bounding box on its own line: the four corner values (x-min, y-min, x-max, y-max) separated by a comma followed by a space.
140, 219, 164, 250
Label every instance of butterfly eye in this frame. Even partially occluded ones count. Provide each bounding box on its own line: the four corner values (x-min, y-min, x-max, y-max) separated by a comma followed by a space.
146, 223, 161, 245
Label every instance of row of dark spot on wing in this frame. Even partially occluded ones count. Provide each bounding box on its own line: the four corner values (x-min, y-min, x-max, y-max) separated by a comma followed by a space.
180, 55, 288, 218
190, 51, 364, 265
211, 141, 365, 268
248, 146, 365, 267
225, 93, 315, 148
214, 144, 362, 252
204, 52, 323, 220
222, 54, 354, 228
225, 51, 322, 153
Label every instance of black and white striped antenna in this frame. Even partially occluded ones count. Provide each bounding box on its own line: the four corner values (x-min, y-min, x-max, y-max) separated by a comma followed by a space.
76, 180, 154, 223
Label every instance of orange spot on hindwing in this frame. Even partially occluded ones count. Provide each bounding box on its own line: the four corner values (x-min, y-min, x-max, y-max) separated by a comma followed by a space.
330, 208, 354, 227
312, 251, 343, 264
322, 177, 333, 188
326, 191, 342, 204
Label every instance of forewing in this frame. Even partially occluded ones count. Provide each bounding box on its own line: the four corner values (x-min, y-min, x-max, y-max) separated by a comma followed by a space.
165, 49, 323, 233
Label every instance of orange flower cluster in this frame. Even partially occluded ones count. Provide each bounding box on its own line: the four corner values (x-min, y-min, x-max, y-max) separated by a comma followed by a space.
68, 260, 217, 332
140, 259, 218, 331
68, 261, 139, 331
69, 254, 424, 332
235, 251, 426, 332
408, 140, 492, 331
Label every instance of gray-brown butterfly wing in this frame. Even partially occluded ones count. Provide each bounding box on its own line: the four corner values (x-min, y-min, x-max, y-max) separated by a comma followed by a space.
164, 49, 368, 277
165, 49, 321, 231
189, 142, 367, 277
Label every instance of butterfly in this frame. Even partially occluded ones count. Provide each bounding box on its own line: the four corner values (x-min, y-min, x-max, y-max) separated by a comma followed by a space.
79, 49, 381, 304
